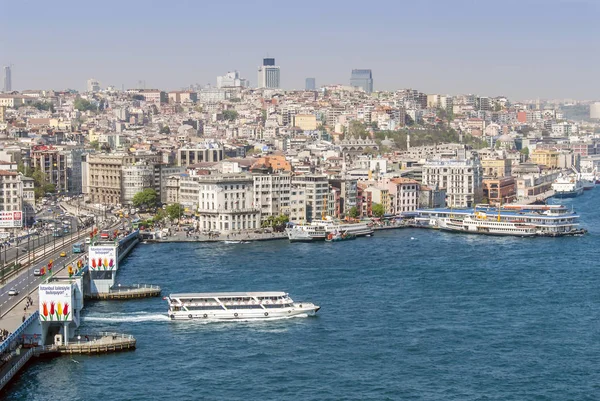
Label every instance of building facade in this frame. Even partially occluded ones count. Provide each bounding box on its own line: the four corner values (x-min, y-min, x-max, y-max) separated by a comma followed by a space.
197, 174, 261, 232
422, 159, 483, 208
30, 146, 68, 194
258, 58, 280, 89
291, 174, 330, 221
253, 172, 291, 222
350, 69, 373, 94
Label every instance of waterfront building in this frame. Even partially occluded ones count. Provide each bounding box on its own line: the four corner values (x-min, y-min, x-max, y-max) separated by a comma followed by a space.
422, 159, 483, 208
196, 173, 260, 232
253, 172, 291, 222
383, 177, 420, 214
289, 186, 307, 223
350, 69, 373, 94
178, 142, 224, 167
258, 58, 281, 89
482, 176, 516, 205
305, 78, 316, 91
291, 174, 329, 222
329, 179, 358, 215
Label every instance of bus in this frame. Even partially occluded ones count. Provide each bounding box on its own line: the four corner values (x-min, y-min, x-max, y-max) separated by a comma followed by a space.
52, 228, 63, 237
72, 242, 84, 253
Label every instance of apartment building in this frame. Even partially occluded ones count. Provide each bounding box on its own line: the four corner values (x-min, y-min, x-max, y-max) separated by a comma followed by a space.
30, 145, 68, 194
122, 163, 155, 204
87, 153, 134, 204
196, 174, 260, 232
291, 174, 329, 222
422, 159, 483, 208
253, 172, 291, 222
178, 143, 224, 167
383, 177, 420, 214
0, 171, 34, 226
289, 187, 307, 223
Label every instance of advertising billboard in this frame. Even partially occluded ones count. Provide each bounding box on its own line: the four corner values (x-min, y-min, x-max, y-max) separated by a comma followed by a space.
39, 283, 74, 322
0, 211, 22, 228
89, 245, 118, 271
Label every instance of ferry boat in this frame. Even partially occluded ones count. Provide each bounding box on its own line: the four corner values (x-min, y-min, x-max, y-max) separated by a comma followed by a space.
416, 204, 583, 237
285, 217, 373, 242
165, 292, 320, 321
437, 216, 538, 236
552, 174, 583, 198
578, 172, 596, 190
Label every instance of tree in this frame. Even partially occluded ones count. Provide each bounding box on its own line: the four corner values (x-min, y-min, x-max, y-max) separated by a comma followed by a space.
132, 188, 159, 210
349, 121, 366, 137
222, 110, 239, 121
166, 203, 184, 221
159, 125, 171, 134
348, 206, 359, 219
73, 97, 95, 112
371, 203, 385, 218
90, 141, 100, 150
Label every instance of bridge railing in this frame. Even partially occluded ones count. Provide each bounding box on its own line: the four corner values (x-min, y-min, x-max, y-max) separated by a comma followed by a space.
0, 311, 39, 354
0, 347, 34, 390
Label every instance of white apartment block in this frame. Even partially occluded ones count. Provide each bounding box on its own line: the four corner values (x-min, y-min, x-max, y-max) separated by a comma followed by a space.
197, 174, 260, 232
179, 175, 202, 211
122, 163, 155, 205
253, 172, 291, 222
291, 174, 329, 222
289, 186, 307, 224
422, 159, 483, 208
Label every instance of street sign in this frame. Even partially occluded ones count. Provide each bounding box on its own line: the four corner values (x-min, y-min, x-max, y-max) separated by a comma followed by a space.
0, 211, 23, 228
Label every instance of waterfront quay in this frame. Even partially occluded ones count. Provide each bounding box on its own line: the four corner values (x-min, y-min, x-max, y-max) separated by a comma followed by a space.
0, 227, 155, 392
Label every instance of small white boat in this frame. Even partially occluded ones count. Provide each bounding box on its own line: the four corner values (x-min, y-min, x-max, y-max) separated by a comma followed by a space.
224, 240, 242, 244
165, 292, 320, 321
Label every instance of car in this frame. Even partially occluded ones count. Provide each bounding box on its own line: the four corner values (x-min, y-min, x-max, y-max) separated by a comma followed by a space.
8, 288, 18, 296
33, 269, 41, 276
85, 238, 91, 244
60, 251, 67, 257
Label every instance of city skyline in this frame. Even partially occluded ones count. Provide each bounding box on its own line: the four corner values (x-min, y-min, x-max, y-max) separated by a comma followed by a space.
0, 0, 599, 99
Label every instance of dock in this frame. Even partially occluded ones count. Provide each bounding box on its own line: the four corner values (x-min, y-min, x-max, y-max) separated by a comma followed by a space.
86, 284, 161, 300
37, 332, 136, 355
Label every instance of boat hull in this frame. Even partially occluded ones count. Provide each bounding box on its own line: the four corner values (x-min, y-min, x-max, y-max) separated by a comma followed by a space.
553, 188, 583, 198
168, 303, 320, 321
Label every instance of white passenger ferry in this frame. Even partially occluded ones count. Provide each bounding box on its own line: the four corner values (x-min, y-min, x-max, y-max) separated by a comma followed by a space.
165, 292, 320, 320
437, 216, 538, 236
286, 217, 373, 242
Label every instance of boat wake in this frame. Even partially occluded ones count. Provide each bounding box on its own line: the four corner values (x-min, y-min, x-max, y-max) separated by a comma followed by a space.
83, 312, 170, 323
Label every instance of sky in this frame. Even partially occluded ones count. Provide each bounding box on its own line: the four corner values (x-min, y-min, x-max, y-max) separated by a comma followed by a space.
0, 0, 599, 100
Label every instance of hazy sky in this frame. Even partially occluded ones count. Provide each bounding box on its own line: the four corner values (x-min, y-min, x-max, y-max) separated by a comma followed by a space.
1, 0, 599, 100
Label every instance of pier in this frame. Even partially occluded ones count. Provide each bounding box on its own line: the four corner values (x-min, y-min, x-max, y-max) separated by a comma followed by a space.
0, 225, 152, 391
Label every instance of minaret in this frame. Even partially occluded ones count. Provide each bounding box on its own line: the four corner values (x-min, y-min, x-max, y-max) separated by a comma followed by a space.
407, 133, 411, 150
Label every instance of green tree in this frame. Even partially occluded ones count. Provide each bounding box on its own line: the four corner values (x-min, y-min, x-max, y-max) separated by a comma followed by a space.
349, 121, 366, 137
166, 203, 184, 221
132, 188, 159, 210
159, 125, 171, 134
222, 110, 239, 121
520, 147, 530, 159
89, 140, 100, 150
73, 97, 95, 112
371, 203, 385, 218
348, 206, 359, 219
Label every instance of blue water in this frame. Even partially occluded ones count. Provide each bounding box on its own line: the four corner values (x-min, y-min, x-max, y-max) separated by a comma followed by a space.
4, 192, 600, 400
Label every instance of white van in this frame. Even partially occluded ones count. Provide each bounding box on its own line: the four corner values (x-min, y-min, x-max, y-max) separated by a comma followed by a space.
85, 238, 91, 244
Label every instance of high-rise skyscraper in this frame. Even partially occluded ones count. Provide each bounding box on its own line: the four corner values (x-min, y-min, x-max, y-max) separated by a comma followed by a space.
3, 66, 12, 92
350, 69, 373, 94
87, 78, 100, 92
305, 78, 316, 91
258, 58, 280, 89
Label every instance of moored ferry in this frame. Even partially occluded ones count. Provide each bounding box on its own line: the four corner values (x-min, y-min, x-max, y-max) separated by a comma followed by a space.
437, 216, 538, 236
286, 217, 373, 242
165, 292, 320, 320
417, 204, 583, 236
552, 174, 584, 198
